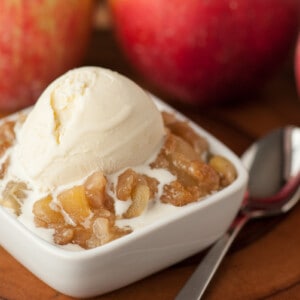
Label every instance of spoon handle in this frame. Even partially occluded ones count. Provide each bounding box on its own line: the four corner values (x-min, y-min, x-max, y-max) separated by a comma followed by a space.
175, 214, 249, 300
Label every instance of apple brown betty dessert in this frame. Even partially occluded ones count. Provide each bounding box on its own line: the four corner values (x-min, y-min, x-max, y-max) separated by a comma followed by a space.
0, 111, 236, 249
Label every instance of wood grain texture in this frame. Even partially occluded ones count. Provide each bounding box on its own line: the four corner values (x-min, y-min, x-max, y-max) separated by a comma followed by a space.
0, 11, 300, 300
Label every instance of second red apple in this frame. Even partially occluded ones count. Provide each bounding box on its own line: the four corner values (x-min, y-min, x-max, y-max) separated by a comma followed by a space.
110, 0, 300, 105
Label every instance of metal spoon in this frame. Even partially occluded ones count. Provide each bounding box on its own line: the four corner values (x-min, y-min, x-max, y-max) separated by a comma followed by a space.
176, 126, 300, 300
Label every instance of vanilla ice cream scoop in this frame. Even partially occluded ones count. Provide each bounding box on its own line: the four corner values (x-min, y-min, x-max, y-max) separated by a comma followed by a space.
13, 67, 165, 191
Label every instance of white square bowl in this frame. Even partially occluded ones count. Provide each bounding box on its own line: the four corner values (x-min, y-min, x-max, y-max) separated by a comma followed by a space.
0, 96, 248, 298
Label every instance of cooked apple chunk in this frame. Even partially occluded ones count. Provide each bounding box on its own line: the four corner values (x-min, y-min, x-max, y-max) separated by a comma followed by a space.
1, 181, 28, 215
58, 186, 91, 225
123, 184, 151, 218
33, 195, 65, 227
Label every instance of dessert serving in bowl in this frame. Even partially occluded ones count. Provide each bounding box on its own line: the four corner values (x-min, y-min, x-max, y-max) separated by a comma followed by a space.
0, 67, 248, 297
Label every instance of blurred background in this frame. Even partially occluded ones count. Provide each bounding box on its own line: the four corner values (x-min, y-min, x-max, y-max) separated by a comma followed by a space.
1, 0, 299, 117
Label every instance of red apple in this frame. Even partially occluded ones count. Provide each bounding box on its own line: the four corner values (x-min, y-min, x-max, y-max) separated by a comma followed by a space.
295, 36, 300, 96
0, 0, 93, 111
110, 0, 300, 105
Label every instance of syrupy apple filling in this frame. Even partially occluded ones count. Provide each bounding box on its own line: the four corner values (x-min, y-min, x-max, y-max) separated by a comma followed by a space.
0, 111, 237, 249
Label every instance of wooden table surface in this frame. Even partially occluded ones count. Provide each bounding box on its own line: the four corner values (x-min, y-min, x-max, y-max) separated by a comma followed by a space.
1, 11, 300, 300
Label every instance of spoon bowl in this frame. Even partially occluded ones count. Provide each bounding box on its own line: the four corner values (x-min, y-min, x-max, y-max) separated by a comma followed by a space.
176, 126, 300, 300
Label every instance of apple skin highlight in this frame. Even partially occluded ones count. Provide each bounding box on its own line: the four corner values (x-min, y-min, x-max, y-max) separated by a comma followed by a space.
295, 36, 300, 97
